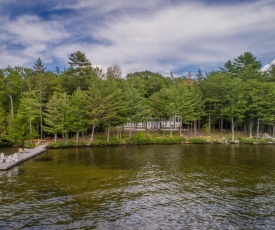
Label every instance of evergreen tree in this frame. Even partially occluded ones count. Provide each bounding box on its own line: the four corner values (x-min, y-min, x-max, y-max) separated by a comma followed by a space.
17, 89, 40, 140
33, 57, 46, 73
125, 87, 150, 137
100, 79, 128, 143
0, 67, 22, 118
61, 51, 94, 93
68, 89, 88, 145
68, 51, 91, 68
0, 103, 7, 141
221, 78, 247, 141
44, 92, 69, 143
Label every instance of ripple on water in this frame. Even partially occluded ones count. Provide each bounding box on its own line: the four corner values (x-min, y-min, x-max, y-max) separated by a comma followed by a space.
1, 145, 275, 229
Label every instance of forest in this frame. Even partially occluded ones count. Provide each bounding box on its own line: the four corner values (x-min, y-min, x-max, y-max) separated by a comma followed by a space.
1, 51, 275, 146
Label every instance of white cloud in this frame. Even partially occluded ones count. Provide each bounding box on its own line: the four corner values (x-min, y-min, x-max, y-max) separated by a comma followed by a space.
0, 0, 275, 76
81, 0, 275, 74
4, 15, 68, 45
261, 64, 271, 72
261, 59, 275, 72
0, 14, 70, 67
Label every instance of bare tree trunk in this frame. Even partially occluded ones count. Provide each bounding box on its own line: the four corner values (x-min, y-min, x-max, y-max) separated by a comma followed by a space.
65, 132, 68, 145
170, 119, 172, 137
256, 118, 260, 140
129, 126, 132, 138
273, 123, 275, 138
54, 133, 57, 143
9, 94, 14, 119
29, 120, 32, 141
89, 124, 95, 145
231, 118, 235, 142
249, 118, 253, 138
76, 131, 79, 146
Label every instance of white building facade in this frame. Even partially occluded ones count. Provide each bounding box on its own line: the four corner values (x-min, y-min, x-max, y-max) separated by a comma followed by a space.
124, 116, 182, 130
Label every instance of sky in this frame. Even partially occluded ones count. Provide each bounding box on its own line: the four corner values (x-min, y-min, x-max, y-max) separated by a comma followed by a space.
0, 0, 275, 77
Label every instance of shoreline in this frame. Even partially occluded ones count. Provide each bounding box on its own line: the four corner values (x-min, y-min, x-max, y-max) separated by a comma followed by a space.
45, 138, 275, 149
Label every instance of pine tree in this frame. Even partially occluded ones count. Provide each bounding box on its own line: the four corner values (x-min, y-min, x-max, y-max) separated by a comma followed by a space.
44, 93, 69, 143
125, 87, 150, 137
68, 89, 88, 145
33, 57, 46, 73
18, 90, 40, 139
68, 51, 91, 68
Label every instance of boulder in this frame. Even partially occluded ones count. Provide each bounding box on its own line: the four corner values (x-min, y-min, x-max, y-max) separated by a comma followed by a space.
262, 133, 275, 141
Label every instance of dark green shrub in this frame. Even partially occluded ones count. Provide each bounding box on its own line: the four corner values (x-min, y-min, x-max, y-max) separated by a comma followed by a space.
47, 141, 67, 148
24, 142, 35, 148
238, 137, 273, 144
128, 132, 152, 145
66, 140, 76, 147
91, 139, 107, 146
108, 139, 123, 146
76, 141, 87, 147
188, 138, 207, 144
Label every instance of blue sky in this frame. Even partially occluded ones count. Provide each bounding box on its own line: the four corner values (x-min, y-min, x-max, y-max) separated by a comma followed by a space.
0, 0, 275, 77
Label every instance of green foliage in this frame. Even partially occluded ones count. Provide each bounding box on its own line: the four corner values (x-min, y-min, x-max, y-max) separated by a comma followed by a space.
24, 142, 36, 148
237, 137, 273, 144
128, 132, 151, 145
126, 70, 172, 98
188, 138, 207, 144
33, 57, 46, 73
203, 124, 209, 133
68, 51, 91, 68
44, 92, 70, 142
47, 141, 68, 148
128, 132, 184, 145
2, 51, 275, 146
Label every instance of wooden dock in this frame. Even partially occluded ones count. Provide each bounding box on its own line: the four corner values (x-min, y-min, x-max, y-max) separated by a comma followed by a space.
0, 145, 47, 170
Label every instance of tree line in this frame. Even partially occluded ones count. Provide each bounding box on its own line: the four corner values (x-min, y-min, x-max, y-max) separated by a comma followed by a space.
0, 51, 275, 145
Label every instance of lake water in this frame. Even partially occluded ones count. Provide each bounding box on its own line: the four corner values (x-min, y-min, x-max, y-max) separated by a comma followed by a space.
0, 144, 275, 229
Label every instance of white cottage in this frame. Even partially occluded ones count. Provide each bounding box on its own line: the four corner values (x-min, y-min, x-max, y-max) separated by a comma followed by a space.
124, 116, 182, 130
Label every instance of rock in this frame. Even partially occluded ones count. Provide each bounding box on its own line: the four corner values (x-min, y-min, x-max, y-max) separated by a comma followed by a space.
262, 133, 275, 141
234, 139, 240, 144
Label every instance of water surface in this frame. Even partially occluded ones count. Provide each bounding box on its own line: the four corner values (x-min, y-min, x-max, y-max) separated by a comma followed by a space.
0, 145, 275, 229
